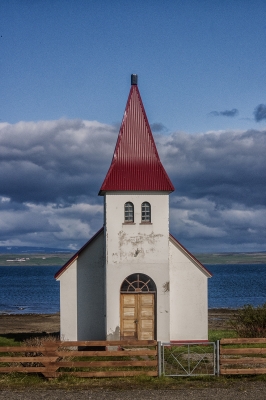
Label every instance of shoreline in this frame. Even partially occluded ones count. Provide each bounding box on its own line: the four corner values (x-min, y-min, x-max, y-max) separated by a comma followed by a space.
0, 307, 238, 316
0, 309, 236, 336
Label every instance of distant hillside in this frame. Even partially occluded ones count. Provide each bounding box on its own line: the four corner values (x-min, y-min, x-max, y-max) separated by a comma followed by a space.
0, 247, 266, 266
0, 246, 74, 254
0, 253, 74, 267
196, 252, 266, 265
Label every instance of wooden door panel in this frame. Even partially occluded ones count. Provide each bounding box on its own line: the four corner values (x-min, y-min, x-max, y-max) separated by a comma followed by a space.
139, 319, 153, 329
123, 295, 136, 305
138, 294, 154, 340
123, 320, 136, 329
121, 293, 155, 340
120, 294, 137, 339
140, 308, 153, 318
140, 294, 154, 305
123, 307, 136, 317
139, 331, 153, 340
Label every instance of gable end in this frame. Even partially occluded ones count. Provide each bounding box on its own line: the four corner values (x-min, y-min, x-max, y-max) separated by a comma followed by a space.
55, 227, 104, 279
169, 233, 212, 278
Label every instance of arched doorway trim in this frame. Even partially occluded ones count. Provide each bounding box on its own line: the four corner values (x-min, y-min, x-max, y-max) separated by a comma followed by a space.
120, 273, 156, 293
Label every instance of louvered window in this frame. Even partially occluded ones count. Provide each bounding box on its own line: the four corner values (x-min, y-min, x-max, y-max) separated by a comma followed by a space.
124, 202, 134, 222
141, 202, 151, 222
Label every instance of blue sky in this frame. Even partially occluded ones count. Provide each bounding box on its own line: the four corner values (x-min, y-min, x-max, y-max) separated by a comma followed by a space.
2, 0, 266, 132
0, 0, 266, 253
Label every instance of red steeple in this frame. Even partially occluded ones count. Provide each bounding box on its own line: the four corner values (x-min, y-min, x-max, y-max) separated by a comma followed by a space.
99, 75, 174, 195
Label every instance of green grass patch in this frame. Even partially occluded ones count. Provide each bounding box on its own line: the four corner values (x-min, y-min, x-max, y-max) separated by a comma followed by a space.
0, 335, 21, 347
208, 329, 237, 341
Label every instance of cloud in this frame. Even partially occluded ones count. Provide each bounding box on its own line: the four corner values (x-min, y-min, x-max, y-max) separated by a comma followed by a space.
150, 122, 167, 133
157, 128, 266, 252
0, 120, 265, 252
209, 109, 239, 117
254, 104, 266, 122
169, 196, 266, 252
0, 119, 117, 203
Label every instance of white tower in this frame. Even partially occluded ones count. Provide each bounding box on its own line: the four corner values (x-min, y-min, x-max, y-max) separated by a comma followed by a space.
99, 75, 174, 341
56, 74, 211, 343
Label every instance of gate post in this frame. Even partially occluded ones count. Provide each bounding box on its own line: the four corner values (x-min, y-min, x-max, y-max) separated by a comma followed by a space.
157, 341, 162, 377
216, 340, 220, 376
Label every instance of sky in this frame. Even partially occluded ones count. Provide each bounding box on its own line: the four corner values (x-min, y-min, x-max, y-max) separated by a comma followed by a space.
0, 0, 266, 253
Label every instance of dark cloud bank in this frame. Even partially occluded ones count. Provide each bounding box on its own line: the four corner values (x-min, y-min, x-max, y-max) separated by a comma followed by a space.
254, 104, 266, 122
0, 119, 265, 253
209, 109, 239, 117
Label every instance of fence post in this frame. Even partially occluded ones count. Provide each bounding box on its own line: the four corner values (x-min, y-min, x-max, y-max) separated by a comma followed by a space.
216, 340, 220, 376
157, 341, 161, 377
42, 341, 59, 379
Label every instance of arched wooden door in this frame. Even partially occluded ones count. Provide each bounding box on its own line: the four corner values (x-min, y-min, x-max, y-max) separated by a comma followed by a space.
120, 274, 156, 340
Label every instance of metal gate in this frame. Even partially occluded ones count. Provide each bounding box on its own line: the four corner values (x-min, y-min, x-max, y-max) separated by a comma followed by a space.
160, 342, 217, 376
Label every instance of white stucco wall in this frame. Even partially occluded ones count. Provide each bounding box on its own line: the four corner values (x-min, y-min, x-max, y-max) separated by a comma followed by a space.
105, 191, 170, 342
57, 231, 105, 341
57, 260, 78, 340
76, 231, 105, 340
169, 239, 209, 341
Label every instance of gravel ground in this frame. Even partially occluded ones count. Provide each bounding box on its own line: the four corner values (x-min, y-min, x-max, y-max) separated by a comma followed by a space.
0, 384, 266, 400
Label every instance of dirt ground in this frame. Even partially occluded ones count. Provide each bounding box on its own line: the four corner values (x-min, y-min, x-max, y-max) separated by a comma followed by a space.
208, 308, 236, 330
0, 309, 235, 338
1, 386, 266, 400
0, 313, 60, 340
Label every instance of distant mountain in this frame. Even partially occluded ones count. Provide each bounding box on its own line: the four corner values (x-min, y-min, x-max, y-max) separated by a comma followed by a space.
0, 246, 75, 254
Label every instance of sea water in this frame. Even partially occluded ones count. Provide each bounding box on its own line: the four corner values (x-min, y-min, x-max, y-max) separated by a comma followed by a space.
0, 264, 266, 314
0, 266, 59, 314
208, 264, 266, 308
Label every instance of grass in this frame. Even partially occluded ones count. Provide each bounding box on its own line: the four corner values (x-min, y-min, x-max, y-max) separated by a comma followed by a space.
208, 329, 237, 341
0, 336, 21, 347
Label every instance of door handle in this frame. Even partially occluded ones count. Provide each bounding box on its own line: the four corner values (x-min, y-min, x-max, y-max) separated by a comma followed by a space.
134, 319, 138, 324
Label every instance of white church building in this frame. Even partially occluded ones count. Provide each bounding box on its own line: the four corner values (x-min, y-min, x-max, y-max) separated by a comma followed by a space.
55, 75, 212, 343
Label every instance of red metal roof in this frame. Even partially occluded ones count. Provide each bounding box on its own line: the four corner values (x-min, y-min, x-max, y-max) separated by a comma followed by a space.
99, 82, 174, 195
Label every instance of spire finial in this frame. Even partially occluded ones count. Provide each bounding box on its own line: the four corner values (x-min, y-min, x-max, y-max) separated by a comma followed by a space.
131, 74, 138, 85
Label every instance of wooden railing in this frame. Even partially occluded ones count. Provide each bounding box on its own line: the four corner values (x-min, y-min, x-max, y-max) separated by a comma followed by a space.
219, 338, 266, 375
0, 340, 158, 378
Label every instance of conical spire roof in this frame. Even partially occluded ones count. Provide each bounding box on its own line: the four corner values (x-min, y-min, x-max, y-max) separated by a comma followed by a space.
99, 75, 174, 195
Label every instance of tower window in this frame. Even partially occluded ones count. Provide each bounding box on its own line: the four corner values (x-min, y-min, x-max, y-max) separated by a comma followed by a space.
141, 202, 151, 222
124, 202, 134, 222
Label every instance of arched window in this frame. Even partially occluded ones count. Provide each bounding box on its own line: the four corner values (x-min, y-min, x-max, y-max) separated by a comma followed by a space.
121, 273, 156, 293
141, 202, 151, 222
124, 202, 134, 222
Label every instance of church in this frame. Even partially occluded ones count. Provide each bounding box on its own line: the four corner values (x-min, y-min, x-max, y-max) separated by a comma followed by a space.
55, 75, 212, 343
